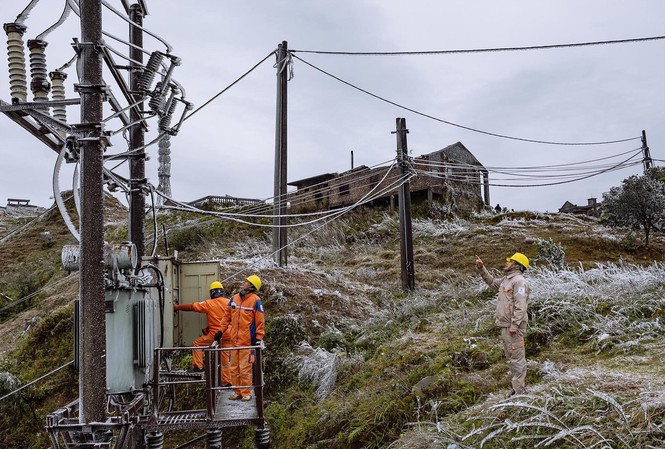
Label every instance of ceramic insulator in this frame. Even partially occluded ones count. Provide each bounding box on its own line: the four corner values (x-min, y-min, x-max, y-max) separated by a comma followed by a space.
4, 23, 28, 102
158, 96, 178, 132
137, 51, 163, 91
28, 39, 50, 101
50, 70, 67, 134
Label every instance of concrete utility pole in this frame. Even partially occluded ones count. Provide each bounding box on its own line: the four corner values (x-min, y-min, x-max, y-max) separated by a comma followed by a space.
77, 0, 107, 423
394, 117, 415, 291
129, 3, 146, 261
273, 41, 288, 266
641, 129, 653, 173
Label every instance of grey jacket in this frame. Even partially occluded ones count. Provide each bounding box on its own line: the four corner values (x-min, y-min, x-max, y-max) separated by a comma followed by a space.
478, 266, 530, 330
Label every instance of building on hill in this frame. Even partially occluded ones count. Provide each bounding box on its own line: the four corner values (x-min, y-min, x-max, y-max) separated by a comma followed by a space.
2, 198, 44, 217
288, 141, 490, 214
558, 198, 601, 217
187, 194, 265, 208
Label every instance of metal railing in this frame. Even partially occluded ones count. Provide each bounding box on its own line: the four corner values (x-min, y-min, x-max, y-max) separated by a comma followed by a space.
148, 343, 265, 430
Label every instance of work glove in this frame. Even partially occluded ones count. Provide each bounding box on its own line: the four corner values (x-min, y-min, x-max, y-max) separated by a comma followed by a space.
255, 340, 265, 350
209, 331, 223, 348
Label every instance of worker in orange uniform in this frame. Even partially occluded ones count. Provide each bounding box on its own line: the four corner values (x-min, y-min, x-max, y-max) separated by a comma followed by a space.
218, 275, 265, 402
173, 281, 233, 384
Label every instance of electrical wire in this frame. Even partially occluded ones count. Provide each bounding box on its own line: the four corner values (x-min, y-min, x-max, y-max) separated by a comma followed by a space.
291, 35, 665, 56
0, 273, 78, 315
101, 0, 173, 53
155, 160, 409, 225
415, 151, 642, 187
414, 146, 644, 172
14, 0, 40, 25
36, 0, 72, 40
218, 168, 416, 284
183, 50, 277, 123
0, 202, 60, 244
0, 361, 74, 402
290, 53, 640, 147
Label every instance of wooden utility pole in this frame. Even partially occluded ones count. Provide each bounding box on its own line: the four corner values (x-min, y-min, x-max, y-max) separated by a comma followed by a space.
129, 4, 146, 261
641, 129, 653, 173
394, 118, 415, 290
273, 41, 288, 266
77, 0, 107, 423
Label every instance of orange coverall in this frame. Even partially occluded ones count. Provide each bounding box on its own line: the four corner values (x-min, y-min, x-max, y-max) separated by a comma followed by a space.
174, 297, 233, 384
219, 292, 265, 397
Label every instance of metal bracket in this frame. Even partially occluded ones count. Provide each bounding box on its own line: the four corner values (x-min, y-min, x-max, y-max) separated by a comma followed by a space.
74, 83, 110, 101
0, 98, 81, 112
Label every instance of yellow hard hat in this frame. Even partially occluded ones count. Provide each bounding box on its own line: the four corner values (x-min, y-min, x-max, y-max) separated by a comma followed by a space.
246, 275, 261, 291
507, 252, 529, 270
209, 281, 223, 290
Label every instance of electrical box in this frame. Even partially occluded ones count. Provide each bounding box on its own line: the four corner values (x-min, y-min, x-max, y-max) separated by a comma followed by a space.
177, 261, 220, 347
105, 287, 154, 394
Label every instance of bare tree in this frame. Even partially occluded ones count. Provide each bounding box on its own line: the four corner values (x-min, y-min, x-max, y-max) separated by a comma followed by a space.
602, 167, 665, 246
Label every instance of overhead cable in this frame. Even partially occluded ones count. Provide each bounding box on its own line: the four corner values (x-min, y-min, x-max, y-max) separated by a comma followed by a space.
0, 273, 77, 315
183, 50, 277, 122
100, 0, 173, 52
415, 146, 643, 171
14, 0, 40, 25
416, 152, 641, 187
291, 35, 665, 56
157, 170, 411, 226
36, 1, 73, 40
219, 170, 415, 284
0, 361, 74, 402
291, 54, 640, 147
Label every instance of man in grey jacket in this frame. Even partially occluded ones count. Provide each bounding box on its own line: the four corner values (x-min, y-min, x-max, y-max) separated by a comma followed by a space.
475, 252, 530, 395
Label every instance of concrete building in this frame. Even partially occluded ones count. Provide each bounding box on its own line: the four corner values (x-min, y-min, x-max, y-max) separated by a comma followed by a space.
558, 198, 601, 217
288, 142, 489, 214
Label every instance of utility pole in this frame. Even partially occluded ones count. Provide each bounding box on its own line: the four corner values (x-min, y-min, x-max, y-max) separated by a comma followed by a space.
394, 118, 415, 291
641, 129, 653, 173
273, 41, 288, 266
77, 0, 107, 423
129, 3, 146, 261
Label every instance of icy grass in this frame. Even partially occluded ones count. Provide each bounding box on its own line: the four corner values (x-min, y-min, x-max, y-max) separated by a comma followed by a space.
528, 262, 665, 352
386, 262, 665, 448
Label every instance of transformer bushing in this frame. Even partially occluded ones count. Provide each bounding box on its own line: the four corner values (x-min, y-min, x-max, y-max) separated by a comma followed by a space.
254, 426, 270, 449
3, 22, 28, 102
145, 431, 164, 449
205, 429, 222, 449
27, 38, 51, 101
50, 70, 68, 133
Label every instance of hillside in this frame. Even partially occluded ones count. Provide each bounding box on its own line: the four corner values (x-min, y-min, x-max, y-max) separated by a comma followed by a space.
0, 202, 664, 448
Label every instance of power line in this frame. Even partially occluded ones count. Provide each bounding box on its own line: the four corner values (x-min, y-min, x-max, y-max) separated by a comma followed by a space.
0, 361, 74, 402
415, 152, 641, 187
183, 50, 277, 122
291, 35, 665, 56
0, 273, 78, 316
290, 54, 641, 147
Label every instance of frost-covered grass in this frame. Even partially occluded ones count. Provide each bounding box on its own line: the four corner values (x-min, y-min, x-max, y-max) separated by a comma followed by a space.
392, 382, 665, 449
527, 263, 665, 352
386, 262, 665, 449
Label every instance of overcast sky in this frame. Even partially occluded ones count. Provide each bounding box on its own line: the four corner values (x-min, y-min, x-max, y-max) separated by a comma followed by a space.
1, 0, 663, 214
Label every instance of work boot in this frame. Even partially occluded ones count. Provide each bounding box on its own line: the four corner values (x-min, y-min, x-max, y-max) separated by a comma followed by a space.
241, 395, 252, 402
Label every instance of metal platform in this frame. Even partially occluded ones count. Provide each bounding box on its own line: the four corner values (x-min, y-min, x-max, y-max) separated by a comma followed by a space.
213, 391, 259, 421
